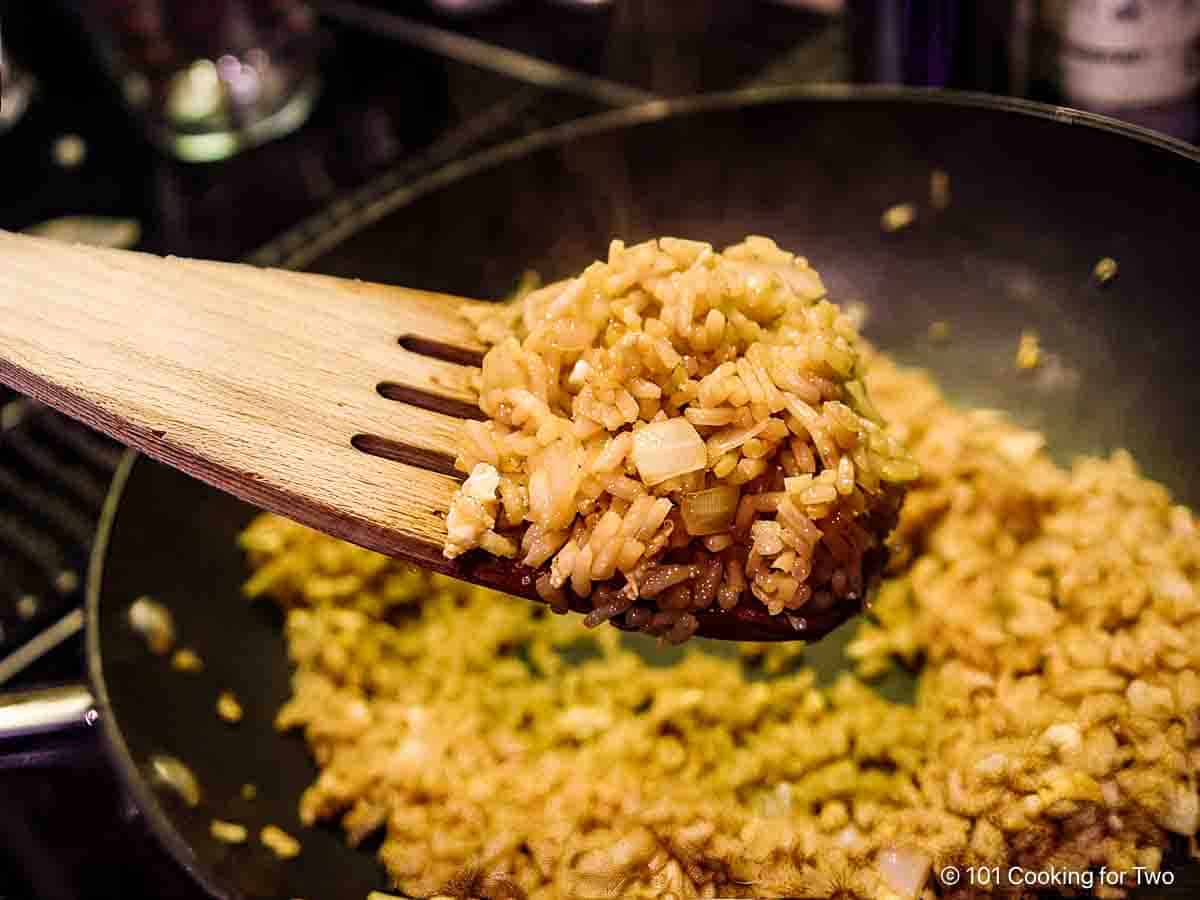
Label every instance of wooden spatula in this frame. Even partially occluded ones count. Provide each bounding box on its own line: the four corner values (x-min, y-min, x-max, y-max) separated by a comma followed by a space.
0, 231, 861, 642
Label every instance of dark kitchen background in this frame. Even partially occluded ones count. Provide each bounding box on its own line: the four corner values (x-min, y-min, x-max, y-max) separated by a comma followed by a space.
1, 1, 1196, 898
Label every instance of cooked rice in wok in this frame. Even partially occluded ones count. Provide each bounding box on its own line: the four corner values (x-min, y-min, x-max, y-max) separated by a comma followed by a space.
443, 237, 917, 642
241, 340, 1200, 898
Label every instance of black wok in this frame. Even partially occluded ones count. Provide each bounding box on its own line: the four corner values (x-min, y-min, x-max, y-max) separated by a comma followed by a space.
8, 86, 1200, 899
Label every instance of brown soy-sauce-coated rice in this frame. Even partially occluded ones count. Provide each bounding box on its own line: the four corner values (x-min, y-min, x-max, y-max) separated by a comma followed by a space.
444, 238, 918, 641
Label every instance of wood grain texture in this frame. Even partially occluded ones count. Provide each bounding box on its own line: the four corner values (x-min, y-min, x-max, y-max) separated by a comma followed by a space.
0, 230, 480, 571
0, 232, 839, 640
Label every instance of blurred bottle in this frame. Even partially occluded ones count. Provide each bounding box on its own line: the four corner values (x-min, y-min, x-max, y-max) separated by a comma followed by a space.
1041, 0, 1200, 109
846, 0, 1027, 92
78, 0, 321, 162
0, 7, 36, 131
771, 0, 845, 11
846, 1, 1199, 140
426, 0, 512, 15
425, 0, 612, 13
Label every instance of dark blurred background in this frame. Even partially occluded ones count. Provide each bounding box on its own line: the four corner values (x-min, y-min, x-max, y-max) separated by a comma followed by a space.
0, 1, 1197, 898
0, 1, 1195, 262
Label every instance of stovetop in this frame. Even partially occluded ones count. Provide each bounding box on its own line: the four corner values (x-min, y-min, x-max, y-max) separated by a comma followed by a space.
1, 3, 1197, 898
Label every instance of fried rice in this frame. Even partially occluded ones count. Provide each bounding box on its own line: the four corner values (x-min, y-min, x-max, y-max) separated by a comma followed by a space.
240, 333, 1200, 899
443, 237, 917, 642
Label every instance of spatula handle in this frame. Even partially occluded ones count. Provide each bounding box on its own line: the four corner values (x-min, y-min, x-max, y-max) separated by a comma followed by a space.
0, 231, 477, 563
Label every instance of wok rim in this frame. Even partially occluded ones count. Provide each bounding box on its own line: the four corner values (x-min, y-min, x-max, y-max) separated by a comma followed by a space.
84, 84, 1200, 900
250, 82, 1200, 271
85, 451, 236, 899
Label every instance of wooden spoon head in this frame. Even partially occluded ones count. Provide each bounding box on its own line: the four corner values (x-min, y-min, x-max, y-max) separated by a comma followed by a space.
0, 235, 883, 644
450, 543, 888, 643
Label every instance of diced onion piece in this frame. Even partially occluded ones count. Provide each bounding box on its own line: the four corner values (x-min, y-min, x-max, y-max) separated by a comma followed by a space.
462, 462, 501, 502
681, 485, 740, 536
706, 420, 768, 457
875, 847, 931, 900
568, 359, 592, 390
633, 419, 706, 486
523, 277, 582, 333
547, 315, 598, 352
749, 519, 785, 555
1158, 782, 1200, 835
529, 440, 583, 531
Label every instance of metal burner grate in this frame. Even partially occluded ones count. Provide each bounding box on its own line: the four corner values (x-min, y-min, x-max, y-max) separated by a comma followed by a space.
0, 388, 120, 684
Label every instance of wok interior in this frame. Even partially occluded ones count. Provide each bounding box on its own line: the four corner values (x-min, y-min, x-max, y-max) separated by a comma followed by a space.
93, 96, 1200, 899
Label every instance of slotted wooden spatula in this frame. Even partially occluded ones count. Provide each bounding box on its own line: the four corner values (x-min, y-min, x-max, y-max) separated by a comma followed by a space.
0, 231, 857, 642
